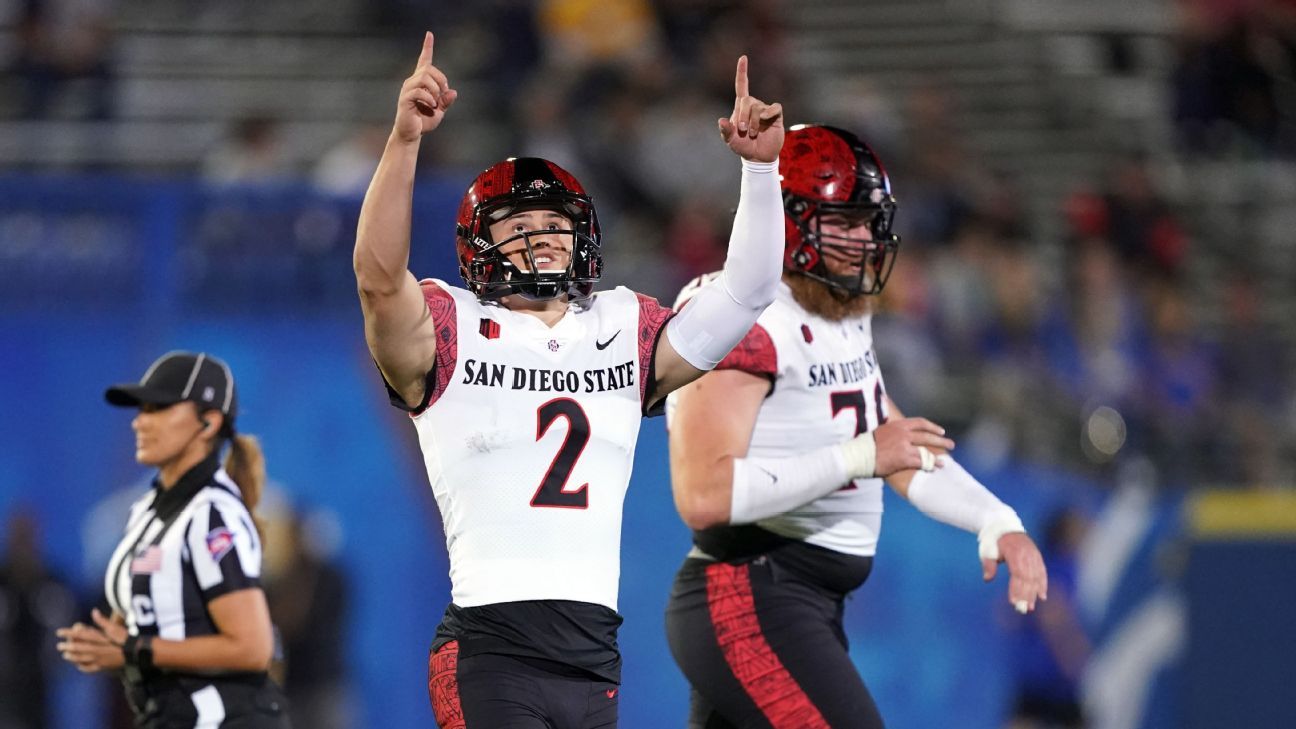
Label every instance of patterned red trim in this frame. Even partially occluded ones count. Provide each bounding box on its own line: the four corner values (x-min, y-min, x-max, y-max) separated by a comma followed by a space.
636, 293, 675, 405
428, 640, 464, 729
704, 563, 830, 729
419, 280, 459, 415
715, 323, 778, 378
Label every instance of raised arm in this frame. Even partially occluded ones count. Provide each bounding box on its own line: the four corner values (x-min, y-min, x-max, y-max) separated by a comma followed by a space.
354, 31, 458, 408
647, 56, 785, 408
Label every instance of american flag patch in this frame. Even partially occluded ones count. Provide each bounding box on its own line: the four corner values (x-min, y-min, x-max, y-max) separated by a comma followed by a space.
131, 546, 163, 575
206, 527, 235, 562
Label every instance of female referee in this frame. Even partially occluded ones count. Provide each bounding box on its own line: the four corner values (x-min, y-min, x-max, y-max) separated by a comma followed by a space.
56, 351, 290, 728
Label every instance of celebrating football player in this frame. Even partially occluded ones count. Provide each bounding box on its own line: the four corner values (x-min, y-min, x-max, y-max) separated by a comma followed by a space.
354, 32, 925, 729
663, 124, 1049, 729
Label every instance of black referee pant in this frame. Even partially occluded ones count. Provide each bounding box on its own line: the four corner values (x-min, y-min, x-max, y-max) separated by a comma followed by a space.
125, 672, 289, 729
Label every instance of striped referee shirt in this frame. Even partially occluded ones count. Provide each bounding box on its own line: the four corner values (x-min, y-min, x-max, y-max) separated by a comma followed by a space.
105, 450, 262, 642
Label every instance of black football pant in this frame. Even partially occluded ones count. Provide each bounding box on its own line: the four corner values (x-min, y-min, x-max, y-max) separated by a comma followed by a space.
428, 641, 618, 729
665, 556, 885, 729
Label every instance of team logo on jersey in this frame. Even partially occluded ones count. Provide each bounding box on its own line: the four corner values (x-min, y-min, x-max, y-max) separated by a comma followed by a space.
548, 339, 560, 352
595, 330, 620, 350
479, 318, 500, 339
801, 324, 814, 343
130, 545, 163, 575
205, 527, 236, 562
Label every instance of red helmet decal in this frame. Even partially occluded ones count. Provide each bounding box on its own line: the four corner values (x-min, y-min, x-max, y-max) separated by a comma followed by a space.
457, 159, 517, 237
543, 160, 586, 196
779, 126, 858, 203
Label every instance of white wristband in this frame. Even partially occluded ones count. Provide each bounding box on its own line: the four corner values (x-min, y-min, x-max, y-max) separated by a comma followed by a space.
838, 432, 876, 479
977, 512, 1027, 562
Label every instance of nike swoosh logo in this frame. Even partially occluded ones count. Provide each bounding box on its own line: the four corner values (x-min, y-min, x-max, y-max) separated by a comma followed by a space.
606, 689, 618, 699
595, 330, 621, 350
756, 467, 778, 484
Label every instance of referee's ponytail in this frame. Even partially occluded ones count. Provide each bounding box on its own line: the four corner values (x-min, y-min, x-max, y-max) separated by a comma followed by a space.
225, 434, 267, 541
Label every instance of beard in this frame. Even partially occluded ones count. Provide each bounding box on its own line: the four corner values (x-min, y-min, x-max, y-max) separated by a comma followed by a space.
784, 271, 874, 321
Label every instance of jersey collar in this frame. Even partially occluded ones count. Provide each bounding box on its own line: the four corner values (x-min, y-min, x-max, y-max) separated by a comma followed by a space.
151, 448, 222, 521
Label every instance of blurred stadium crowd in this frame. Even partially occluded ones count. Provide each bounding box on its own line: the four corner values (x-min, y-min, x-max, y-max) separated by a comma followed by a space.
4, 0, 1292, 489
2, 0, 1294, 728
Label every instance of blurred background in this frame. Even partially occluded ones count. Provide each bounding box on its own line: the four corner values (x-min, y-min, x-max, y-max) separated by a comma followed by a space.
1, 0, 1294, 727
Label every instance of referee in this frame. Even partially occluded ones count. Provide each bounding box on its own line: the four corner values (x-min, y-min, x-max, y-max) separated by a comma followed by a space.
57, 351, 291, 728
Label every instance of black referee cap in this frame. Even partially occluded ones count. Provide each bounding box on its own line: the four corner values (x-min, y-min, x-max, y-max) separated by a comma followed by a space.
105, 352, 238, 424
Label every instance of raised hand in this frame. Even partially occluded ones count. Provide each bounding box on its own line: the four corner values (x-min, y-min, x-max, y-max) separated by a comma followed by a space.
983, 532, 1049, 614
393, 32, 458, 143
718, 55, 784, 163
872, 417, 955, 476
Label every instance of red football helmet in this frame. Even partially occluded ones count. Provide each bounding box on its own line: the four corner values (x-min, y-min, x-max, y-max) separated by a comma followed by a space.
455, 157, 602, 300
779, 124, 900, 296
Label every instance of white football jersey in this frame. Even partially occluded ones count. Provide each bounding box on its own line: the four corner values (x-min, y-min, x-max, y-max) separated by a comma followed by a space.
407, 279, 672, 611
668, 277, 888, 556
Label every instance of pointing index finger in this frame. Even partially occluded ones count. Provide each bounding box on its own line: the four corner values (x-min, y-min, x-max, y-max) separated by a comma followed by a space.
415, 31, 433, 71
734, 55, 749, 98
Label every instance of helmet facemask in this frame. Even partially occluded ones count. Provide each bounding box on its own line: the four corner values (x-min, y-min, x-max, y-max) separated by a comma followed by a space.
455, 157, 604, 302
459, 195, 602, 302
787, 197, 900, 297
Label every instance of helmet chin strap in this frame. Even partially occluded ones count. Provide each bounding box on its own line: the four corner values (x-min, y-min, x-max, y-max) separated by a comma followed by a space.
510, 282, 567, 302
826, 274, 866, 299
492, 259, 570, 301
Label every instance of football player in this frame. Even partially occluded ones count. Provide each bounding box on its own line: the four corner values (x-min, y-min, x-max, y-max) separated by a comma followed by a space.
663, 124, 1049, 729
354, 33, 922, 729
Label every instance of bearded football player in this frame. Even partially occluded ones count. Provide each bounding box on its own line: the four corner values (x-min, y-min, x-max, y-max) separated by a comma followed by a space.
663, 124, 1048, 729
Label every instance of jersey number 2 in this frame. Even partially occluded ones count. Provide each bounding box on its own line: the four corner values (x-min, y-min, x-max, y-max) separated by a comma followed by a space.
531, 398, 591, 509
